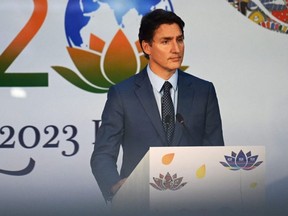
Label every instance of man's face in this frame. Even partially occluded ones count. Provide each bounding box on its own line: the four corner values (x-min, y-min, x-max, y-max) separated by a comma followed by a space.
142, 23, 184, 79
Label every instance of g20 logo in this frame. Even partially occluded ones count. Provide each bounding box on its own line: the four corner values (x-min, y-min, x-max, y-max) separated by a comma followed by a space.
0, 0, 174, 93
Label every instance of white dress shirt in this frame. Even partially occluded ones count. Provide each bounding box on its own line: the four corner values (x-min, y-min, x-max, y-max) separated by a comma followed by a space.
147, 65, 178, 119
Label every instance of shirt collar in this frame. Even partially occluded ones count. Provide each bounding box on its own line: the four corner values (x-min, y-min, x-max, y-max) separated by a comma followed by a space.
147, 64, 178, 93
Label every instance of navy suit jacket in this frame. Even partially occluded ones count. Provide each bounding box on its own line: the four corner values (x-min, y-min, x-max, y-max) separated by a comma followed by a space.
90, 68, 224, 200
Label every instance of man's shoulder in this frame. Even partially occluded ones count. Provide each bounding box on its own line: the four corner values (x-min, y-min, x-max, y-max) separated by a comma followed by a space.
109, 68, 148, 92
178, 70, 212, 86
114, 69, 148, 89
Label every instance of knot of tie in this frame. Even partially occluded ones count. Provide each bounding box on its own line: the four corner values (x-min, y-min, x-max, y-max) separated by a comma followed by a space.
162, 81, 172, 93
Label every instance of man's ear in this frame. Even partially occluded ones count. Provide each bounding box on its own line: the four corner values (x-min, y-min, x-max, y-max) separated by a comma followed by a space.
141, 40, 151, 56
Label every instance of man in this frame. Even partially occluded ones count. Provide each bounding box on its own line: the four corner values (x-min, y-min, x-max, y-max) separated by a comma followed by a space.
90, 9, 224, 201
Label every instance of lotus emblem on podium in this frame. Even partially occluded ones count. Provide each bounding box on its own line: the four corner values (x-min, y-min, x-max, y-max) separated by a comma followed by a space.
150, 172, 187, 191
220, 150, 263, 171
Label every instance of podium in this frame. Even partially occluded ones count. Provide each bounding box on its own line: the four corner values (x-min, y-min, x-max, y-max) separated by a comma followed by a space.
112, 146, 265, 215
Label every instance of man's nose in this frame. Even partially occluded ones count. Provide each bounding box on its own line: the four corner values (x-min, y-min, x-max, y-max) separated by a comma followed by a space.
171, 40, 181, 53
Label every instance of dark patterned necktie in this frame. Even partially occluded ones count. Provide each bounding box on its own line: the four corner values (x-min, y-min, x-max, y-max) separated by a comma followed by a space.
161, 81, 175, 145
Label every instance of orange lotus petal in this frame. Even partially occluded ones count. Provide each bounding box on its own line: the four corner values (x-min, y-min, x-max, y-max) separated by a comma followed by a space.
104, 29, 137, 84
90, 33, 105, 52
196, 164, 206, 179
162, 153, 175, 165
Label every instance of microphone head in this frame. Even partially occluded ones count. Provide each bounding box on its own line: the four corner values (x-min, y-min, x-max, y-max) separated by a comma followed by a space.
176, 113, 184, 124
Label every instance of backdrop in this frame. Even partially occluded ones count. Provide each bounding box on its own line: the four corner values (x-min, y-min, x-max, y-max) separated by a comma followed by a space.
1, 0, 287, 215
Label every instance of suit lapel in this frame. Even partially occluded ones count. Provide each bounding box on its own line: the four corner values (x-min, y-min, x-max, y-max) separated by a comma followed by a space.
134, 69, 167, 145
172, 71, 195, 146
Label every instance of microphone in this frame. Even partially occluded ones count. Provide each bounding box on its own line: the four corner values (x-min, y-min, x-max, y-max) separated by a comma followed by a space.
176, 113, 184, 125
176, 113, 193, 142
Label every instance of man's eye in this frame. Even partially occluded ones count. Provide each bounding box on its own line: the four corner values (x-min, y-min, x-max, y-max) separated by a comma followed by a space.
161, 40, 169, 44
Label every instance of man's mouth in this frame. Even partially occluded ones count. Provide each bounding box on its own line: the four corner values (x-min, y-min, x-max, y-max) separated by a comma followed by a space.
169, 57, 181, 61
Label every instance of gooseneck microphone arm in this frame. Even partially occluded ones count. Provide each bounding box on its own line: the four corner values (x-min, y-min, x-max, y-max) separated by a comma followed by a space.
176, 113, 193, 143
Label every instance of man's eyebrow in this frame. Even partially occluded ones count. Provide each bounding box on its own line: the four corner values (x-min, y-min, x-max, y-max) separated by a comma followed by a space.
160, 34, 183, 40
160, 36, 173, 40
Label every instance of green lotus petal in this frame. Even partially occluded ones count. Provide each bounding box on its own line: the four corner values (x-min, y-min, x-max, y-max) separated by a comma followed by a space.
67, 47, 112, 88
180, 66, 189, 71
52, 66, 108, 93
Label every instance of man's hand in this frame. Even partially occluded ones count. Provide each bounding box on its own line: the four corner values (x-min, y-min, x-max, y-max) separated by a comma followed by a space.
111, 178, 127, 195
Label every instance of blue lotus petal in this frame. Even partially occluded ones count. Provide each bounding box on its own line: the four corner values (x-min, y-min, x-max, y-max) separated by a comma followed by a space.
231, 151, 237, 157
220, 161, 240, 170
236, 150, 247, 168
225, 155, 237, 168
246, 151, 252, 157
220, 161, 230, 168
246, 155, 259, 168
254, 161, 263, 167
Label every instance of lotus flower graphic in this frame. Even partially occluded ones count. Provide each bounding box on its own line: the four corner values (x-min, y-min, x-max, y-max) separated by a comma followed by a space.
150, 172, 187, 191
53, 30, 146, 93
227, 0, 288, 34
220, 150, 263, 171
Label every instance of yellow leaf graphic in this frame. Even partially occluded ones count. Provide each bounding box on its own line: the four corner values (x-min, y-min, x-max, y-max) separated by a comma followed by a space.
162, 153, 175, 165
196, 164, 206, 179
250, 182, 257, 189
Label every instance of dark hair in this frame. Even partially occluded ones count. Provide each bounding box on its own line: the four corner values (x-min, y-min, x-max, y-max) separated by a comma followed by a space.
138, 9, 185, 59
